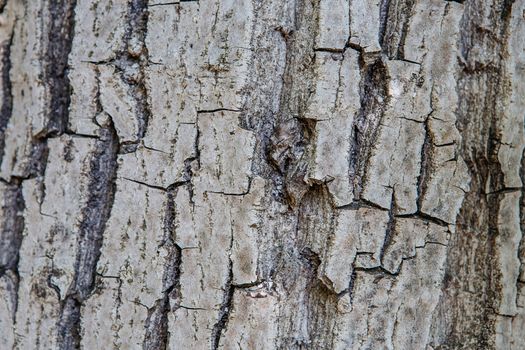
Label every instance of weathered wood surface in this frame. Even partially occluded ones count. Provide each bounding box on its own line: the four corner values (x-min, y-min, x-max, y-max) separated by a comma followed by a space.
0, 0, 524, 349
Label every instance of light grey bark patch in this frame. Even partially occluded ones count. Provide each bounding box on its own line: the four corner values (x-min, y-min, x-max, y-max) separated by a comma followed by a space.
0, 1, 49, 180
196, 110, 255, 194
304, 50, 360, 206
71, 0, 128, 62
218, 286, 280, 349
348, 0, 382, 53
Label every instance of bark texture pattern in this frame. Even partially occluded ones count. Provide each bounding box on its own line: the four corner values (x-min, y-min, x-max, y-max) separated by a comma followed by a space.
0, 0, 524, 349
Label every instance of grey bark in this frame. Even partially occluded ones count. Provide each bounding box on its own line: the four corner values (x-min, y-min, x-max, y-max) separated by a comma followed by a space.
0, 0, 524, 349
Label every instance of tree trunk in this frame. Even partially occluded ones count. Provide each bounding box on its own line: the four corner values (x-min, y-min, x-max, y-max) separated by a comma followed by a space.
0, 0, 524, 348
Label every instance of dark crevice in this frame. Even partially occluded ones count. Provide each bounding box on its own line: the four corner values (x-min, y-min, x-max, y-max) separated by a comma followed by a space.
143, 297, 170, 350
0, 180, 24, 323
57, 122, 118, 350
417, 100, 440, 216
379, 191, 397, 264
44, 0, 77, 136
0, 26, 14, 166
314, 47, 344, 53
378, 0, 391, 49
63, 131, 100, 139
262, 0, 320, 208
126, 0, 150, 122
232, 280, 265, 289
354, 265, 399, 278
349, 58, 389, 200
73, 123, 118, 299
143, 187, 182, 350
336, 197, 391, 212
484, 187, 523, 196
0, 180, 25, 274
396, 211, 450, 227
197, 108, 241, 114
56, 297, 82, 350
121, 176, 189, 192
518, 137, 525, 287
347, 268, 357, 303
210, 204, 237, 350
380, 0, 417, 59
149, 0, 199, 6
210, 261, 234, 350
112, 0, 151, 154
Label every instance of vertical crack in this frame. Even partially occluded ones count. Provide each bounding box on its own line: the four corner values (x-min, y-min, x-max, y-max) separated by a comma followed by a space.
210, 268, 234, 350
380, 191, 397, 264
378, 0, 391, 49
380, 0, 417, 59
266, 0, 320, 207
44, 0, 77, 135
518, 147, 525, 284
57, 121, 118, 350
0, 179, 25, 322
350, 58, 389, 199
0, 23, 14, 166
0, 180, 25, 276
210, 213, 235, 350
116, 0, 151, 153
416, 113, 434, 211
143, 187, 182, 350
0, 9, 23, 322
73, 123, 118, 299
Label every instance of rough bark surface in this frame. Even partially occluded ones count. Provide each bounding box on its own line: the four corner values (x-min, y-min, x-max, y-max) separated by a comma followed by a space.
0, 0, 524, 349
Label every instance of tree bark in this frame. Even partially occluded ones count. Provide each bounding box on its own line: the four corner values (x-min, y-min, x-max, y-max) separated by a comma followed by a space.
0, 0, 524, 349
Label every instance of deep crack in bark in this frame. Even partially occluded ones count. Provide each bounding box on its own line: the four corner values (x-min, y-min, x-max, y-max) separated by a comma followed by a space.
57, 122, 118, 350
